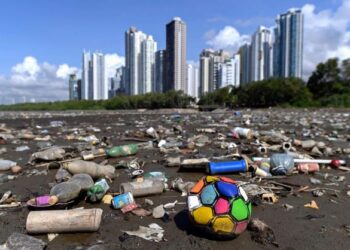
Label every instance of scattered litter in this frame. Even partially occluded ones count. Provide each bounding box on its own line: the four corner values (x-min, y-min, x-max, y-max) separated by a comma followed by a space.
122, 223, 164, 242
304, 200, 319, 210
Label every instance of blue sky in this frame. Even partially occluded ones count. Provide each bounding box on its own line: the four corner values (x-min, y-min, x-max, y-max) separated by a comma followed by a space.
0, 0, 340, 73
1, 0, 349, 103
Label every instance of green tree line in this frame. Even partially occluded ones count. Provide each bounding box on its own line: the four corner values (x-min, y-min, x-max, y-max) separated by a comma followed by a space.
0, 90, 195, 111
199, 57, 350, 108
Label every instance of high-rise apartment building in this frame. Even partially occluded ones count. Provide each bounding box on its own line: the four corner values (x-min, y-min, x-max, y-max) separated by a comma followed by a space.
199, 49, 230, 95
165, 17, 187, 92
81, 52, 108, 100
155, 50, 165, 93
125, 27, 147, 95
186, 64, 199, 98
141, 35, 157, 94
239, 44, 251, 85
273, 9, 303, 78
125, 27, 158, 95
251, 26, 273, 82
81, 52, 90, 100
219, 54, 241, 88
109, 66, 126, 98
69, 74, 80, 100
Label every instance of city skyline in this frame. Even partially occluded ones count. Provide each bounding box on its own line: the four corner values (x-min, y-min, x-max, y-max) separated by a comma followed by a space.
1, 0, 350, 104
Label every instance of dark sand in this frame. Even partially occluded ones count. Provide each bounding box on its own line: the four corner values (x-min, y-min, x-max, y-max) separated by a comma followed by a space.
0, 109, 350, 249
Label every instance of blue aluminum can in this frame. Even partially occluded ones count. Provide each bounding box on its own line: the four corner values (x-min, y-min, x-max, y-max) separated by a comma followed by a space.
208, 160, 248, 174
112, 192, 134, 209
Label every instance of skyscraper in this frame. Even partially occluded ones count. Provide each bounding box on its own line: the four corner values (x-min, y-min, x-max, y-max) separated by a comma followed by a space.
186, 64, 199, 98
81, 52, 108, 100
69, 74, 80, 100
250, 26, 273, 82
125, 27, 158, 95
165, 17, 187, 92
239, 44, 251, 85
199, 49, 230, 95
219, 54, 241, 88
273, 9, 303, 78
155, 50, 165, 93
141, 35, 157, 94
125, 27, 147, 95
91, 52, 108, 100
81, 52, 90, 100
109, 66, 125, 98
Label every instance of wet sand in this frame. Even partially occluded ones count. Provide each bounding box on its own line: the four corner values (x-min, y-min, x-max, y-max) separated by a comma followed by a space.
1, 109, 350, 249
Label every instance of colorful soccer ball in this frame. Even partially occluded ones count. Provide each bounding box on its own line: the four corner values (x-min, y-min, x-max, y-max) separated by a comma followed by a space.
187, 176, 251, 236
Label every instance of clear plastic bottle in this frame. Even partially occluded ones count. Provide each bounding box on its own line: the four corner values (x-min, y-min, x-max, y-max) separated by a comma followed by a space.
68, 173, 94, 191
63, 160, 115, 179
49, 182, 81, 205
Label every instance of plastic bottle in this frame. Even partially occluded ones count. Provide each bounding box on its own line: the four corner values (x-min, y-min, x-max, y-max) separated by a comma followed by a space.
120, 180, 165, 197
81, 148, 106, 160
55, 168, 72, 183
63, 160, 115, 179
106, 144, 138, 158
49, 182, 81, 205
143, 172, 168, 182
0, 159, 17, 171
87, 179, 109, 203
68, 173, 94, 191
269, 153, 295, 175
232, 127, 253, 139
30, 147, 65, 161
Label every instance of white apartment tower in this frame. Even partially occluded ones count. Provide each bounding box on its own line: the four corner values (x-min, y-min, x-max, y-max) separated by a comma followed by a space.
186, 64, 199, 98
219, 54, 241, 88
125, 27, 147, 95
125, 27, 158, 95
251, 26, 273, 82
141, 35, 157, 94
81, 51, 108, 100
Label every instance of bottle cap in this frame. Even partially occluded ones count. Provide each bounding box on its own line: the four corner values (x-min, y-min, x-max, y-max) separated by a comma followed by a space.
48, 195, 59, 205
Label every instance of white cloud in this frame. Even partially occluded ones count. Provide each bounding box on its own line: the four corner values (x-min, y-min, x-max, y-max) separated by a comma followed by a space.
302, 0, 350, 77
205, 0, 350, 78
187, 60, 199, 67
56, 64, 78, 79
0, 53, 125, 104
205, 26, 250, 54
105, 53, 125, 78
0, 57, 78, 104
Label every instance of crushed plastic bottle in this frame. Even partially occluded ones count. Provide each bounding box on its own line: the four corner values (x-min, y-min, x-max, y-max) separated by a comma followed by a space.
0, 159, 17, 171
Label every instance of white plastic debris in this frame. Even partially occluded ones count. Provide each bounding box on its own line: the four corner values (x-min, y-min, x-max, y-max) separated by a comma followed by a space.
122, 223, 164, 242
